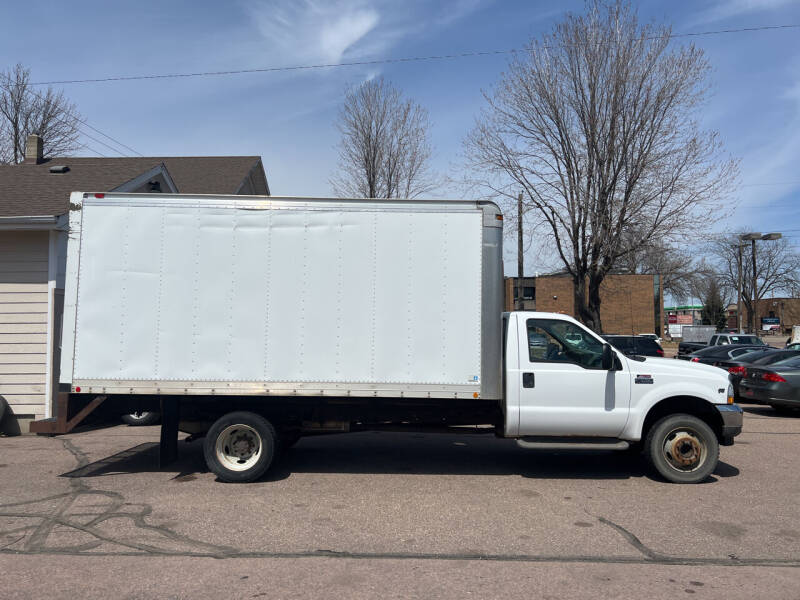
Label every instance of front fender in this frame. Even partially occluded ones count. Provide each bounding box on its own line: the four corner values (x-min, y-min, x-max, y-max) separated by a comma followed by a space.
621, 379, 729, 441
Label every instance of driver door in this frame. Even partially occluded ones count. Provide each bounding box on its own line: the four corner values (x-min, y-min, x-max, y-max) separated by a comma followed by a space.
517, 317, 630, 437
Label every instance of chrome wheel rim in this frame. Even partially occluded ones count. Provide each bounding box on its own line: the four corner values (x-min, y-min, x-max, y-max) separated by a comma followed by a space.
215, 424, 262, 472
662, 427, 707, 472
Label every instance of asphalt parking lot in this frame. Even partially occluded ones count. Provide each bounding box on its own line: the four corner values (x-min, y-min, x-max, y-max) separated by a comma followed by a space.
1, 403, 799, 599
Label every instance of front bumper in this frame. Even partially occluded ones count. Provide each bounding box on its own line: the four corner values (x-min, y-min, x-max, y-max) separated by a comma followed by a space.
716, 404, 743, 445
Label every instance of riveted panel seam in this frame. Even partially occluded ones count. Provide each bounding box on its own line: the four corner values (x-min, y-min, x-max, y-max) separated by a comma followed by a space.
153, 206, 166, 378
118, 205, 130, 376
262, 208, 272, 379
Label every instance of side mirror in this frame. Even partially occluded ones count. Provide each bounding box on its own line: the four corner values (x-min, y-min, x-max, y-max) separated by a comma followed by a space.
602, 343, 615, 370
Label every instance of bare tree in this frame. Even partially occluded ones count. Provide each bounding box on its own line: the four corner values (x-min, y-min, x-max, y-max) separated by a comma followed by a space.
331, 77, 437, 199
464, 0, 736, 332
616, 236, 697, 303
0, 63, 82, 164
697, 275, 728, 330
709, 235, 800, 332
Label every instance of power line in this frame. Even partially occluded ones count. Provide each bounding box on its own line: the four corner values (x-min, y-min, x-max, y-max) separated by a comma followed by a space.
28, 24, 800, 87
0, 71, 142, 157
737, 201, 800, 210
741, 182, 800, 187
74, 117, 142, 156
80, 143, 108, 158
79, 129, 127, 157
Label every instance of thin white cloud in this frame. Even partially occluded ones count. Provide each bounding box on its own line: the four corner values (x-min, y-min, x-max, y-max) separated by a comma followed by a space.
246, 1, 381, 64
691, 0, 797, 24
736, 76, 800, 210
434, 0, 485, 26
242, 0, 490, 67
320, 10, 380, 62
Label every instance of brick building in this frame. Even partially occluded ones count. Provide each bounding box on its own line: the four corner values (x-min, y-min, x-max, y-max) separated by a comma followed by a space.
725, 297, 800, 334
505, 273, 662, 335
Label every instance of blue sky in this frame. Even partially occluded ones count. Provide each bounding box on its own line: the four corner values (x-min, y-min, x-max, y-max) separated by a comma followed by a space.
2, 0, 799, 269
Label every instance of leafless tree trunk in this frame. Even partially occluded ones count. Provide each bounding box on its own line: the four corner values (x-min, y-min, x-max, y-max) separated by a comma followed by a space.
0, 63, 82, 164
709, 235, 800, 333
464, 0, 736, 332
331, 77, 437, 199
616, 233, 699, 304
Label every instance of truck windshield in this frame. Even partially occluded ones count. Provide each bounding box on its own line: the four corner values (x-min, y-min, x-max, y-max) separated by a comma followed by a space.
727, 336, 764, 345
526, 319, 605, 369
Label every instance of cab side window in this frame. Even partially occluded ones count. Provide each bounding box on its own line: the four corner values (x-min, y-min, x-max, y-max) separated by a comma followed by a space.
526, 319, 605, 369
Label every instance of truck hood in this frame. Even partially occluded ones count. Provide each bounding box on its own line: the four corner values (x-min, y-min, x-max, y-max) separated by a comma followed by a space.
623, 356, 729, 388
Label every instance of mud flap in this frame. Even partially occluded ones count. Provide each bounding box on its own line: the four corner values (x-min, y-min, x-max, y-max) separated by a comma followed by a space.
159, 397, 180, 467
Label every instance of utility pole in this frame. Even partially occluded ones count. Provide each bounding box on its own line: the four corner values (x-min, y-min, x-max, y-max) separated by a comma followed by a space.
516, 192, 524, 311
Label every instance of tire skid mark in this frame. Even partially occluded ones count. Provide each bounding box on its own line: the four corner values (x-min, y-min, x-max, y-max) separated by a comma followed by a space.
0, 437, 237, 557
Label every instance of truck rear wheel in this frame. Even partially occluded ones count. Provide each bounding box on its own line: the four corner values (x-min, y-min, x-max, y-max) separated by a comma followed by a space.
203, 412, 276, 483
644, 414, 718, 484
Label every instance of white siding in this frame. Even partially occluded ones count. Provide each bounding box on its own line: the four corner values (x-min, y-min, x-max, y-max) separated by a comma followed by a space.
0, 231, 48, 417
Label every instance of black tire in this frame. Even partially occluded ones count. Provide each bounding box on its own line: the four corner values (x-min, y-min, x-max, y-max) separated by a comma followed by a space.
121, 411, 160, 426
644, 414, 719, 484
770, 405, 798, 416
203, 411, 277, 483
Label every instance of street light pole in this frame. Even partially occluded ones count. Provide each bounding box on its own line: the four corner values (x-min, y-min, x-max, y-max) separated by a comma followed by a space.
516, 192, 523, 311
737, 243, 743, 333
739, 232, 782, 334
751, 238, 758, 333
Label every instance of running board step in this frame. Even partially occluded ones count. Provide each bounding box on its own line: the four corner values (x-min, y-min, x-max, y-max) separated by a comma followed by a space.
516, 437, 630, 451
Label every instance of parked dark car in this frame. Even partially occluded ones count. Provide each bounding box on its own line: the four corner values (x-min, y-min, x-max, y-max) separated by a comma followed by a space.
739, 357, 800, 413
724, 349, 800, 402
602, 335, 664, 357
679, 344, 770, 365
677, 333, 766, 357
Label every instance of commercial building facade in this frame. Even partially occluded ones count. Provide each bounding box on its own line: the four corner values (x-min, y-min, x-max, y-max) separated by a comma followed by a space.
505, 273, 662, 335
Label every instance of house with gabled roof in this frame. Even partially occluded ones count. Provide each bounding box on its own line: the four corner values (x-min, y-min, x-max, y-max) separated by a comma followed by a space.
0, 134, 269, 433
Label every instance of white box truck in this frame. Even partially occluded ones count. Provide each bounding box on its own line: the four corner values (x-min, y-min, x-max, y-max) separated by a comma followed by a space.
43, 192, 742, 484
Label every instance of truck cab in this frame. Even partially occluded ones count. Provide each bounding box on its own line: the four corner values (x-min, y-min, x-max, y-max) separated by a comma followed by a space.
504, 312, 742, 483
708, 333, 766, 347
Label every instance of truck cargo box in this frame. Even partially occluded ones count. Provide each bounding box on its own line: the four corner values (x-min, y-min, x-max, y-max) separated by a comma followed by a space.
59, 193, 503, 400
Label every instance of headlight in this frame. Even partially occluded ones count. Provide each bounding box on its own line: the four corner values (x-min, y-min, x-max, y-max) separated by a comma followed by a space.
727, 383, 734, 405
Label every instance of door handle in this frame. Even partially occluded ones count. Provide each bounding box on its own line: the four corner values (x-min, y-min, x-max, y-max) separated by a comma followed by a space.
522, 372, 535, 388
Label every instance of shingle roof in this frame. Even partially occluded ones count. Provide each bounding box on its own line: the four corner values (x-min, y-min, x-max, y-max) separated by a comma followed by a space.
0, 156, 267, 217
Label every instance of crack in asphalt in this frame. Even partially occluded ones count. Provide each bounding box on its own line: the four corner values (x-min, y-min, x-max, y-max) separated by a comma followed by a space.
0, 437, 798, 568
0, 437, 238, 558
595, 515, 667, 561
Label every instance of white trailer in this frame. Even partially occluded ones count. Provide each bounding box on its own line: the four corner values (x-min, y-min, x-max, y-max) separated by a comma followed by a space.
43, 192, 742, 484
59, 192, 502, 400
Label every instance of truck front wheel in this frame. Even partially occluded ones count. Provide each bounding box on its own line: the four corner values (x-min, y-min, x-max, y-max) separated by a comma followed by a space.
122, 411, 160, 426
644, 414, 719, 484
203, 412, 277, 483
